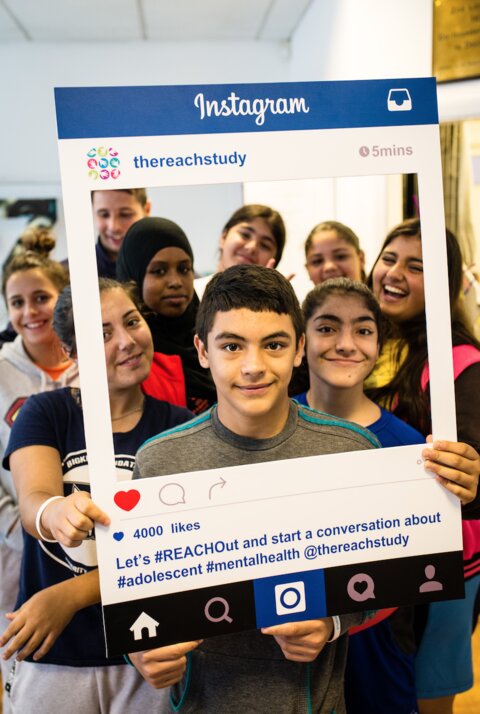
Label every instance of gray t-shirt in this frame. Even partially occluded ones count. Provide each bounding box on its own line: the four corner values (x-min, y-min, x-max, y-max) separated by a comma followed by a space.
134, 401, 378, 714
135, 400, 377, 477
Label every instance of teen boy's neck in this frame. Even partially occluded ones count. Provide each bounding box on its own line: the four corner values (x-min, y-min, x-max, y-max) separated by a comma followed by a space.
216, 397, 292, 440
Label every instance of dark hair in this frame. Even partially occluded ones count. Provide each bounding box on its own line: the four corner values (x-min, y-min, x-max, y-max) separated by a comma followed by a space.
91, 187, 148, 208
222, 204, 286, 264
195, 264, 304, 346
53, 278, 140, 357
302, 278, 385, 352
2, 226, 68, 297
366, 218, 480, 432
305, 221, 362, 256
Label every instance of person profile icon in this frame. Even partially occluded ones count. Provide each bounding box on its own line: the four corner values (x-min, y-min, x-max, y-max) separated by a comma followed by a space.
419, 564, 443, 593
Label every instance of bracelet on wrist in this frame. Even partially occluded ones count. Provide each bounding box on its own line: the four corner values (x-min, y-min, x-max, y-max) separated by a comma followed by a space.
35, 496, 64, 542
327, 615, 342, 642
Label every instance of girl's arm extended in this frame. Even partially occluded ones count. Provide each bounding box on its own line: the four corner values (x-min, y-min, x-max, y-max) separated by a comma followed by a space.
11, 445, 109, 546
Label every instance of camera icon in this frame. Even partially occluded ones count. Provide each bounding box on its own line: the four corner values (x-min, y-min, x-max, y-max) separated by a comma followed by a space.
274, 581, 306, 616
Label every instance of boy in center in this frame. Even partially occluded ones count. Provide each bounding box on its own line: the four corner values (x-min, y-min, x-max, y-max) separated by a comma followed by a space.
131, 264, 378, 713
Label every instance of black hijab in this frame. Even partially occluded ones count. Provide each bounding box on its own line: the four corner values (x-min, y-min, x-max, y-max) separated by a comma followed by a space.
117, 217, 216, 413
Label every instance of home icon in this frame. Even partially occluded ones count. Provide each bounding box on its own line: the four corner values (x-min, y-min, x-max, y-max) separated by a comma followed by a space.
130, 612, 160, 641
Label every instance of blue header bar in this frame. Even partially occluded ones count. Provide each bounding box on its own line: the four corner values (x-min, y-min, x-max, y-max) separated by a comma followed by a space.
55, 78, 438, 140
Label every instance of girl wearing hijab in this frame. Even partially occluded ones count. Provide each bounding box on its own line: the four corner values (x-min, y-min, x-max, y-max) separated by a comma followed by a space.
117, 217, 216, 414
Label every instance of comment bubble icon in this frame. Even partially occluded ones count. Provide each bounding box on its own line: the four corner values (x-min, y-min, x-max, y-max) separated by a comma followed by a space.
159, 482, 186, 506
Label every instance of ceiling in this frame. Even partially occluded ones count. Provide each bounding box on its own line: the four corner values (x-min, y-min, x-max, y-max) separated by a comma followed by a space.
0, 0, 313, 43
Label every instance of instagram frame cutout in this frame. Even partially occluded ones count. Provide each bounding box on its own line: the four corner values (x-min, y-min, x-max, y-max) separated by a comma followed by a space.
55, 79, 463, 656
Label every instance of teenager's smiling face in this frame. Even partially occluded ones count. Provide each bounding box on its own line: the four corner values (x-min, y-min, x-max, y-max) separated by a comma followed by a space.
195, 308, 304, 438
371, 234, 425, 323
142, 247, 194, 317
92, 190, 149, 259
5, 268, 60, 351
101, 288, 153, 394
306, 294, 379, 391
305, 230, 364, 285
219, 218, 278, 270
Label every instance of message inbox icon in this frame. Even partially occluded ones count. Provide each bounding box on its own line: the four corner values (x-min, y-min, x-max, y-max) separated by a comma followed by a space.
387, 88, 412, 112
275, 581, 306, 616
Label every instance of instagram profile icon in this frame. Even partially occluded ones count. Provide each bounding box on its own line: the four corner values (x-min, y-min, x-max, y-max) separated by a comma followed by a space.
275, 581, 306, 616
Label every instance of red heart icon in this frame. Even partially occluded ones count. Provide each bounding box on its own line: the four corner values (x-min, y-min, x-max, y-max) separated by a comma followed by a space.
114, 489, 141, 511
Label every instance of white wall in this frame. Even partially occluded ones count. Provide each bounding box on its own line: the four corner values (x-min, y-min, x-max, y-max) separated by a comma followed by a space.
0, 41, 288, 185
253, 0, 433, 287
147, 183, 243, 276
3, 1, 475, 188
289, 0, 480, 121
0, 40, 286, 263
2, 1, 480, 311
263, 0, 432, 287
0, 40, 287, 325
284, 0, 480, 274
243, 174, 403, 301
289, 0, 432, 82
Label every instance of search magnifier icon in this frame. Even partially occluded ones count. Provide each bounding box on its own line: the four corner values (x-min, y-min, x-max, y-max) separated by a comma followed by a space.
204, 597, 233, 624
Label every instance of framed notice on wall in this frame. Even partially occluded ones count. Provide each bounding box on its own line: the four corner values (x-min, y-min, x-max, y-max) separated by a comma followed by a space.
433, 0, 480, 82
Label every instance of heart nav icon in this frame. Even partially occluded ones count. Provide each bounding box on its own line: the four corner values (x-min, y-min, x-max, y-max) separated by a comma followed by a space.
114, 489, 141, 512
